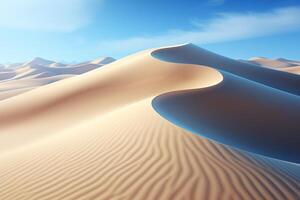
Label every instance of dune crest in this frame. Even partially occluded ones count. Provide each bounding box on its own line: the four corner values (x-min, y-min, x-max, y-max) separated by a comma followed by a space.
152, 44, 300, 95
0, 46, 222, 152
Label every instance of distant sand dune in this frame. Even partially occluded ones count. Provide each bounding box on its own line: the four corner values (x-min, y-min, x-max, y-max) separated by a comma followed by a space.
0, 44, 299, 199
0, 71, 16, 81
280, 66, 300, 75
0, 57, 114, 100
0, 75, 73, 101
247, 57, 300, 75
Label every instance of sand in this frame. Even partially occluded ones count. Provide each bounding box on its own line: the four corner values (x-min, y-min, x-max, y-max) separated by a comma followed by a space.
0, 44, 299, 199
248, 57, 300, 75
0, 57, 115, 100
280, 66, 300, 75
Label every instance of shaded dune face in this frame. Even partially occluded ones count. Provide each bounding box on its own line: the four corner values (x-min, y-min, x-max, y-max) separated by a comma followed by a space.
0, 44, 300, 199
153, 71, 300, 164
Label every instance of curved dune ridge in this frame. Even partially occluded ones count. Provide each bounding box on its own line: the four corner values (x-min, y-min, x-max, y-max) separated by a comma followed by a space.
0, 44, 299, 199
151, 44, 300, 96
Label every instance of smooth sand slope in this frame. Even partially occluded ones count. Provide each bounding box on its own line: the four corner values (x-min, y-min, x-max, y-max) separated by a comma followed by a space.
0, 44, 299, 199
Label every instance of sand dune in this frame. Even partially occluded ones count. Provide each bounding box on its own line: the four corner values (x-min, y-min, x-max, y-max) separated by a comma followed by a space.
248, 57, 298, 68
0, 48, 221, 151
0, 44, 299, 199
0, 57, 115, 100
0, 71, 16, 81
246, 57, 300, 75
280, 66, 300, 75
22, 57, 58, 68
0, 75, 73, 101
90, 57, 116, 65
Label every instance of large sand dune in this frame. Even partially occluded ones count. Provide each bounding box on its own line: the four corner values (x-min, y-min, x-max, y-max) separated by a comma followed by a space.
0, 44, 299, 199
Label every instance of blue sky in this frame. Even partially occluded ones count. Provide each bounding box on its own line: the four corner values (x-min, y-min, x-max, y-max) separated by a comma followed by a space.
0, 0, 300, 63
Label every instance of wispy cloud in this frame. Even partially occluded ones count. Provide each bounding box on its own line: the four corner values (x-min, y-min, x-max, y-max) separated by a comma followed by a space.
0, 0, 100, 31
98, 6, 300, 55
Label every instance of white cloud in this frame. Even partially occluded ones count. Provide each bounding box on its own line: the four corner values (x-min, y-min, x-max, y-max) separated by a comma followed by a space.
0, 0, 99, 31
98, 6, 300, 55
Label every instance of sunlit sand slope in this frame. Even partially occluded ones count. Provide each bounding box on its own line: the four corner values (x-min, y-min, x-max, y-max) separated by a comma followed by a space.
0, 48, 221, 152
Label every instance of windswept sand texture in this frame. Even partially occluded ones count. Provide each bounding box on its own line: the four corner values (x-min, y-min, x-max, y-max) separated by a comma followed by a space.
0, 44, 299, 199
